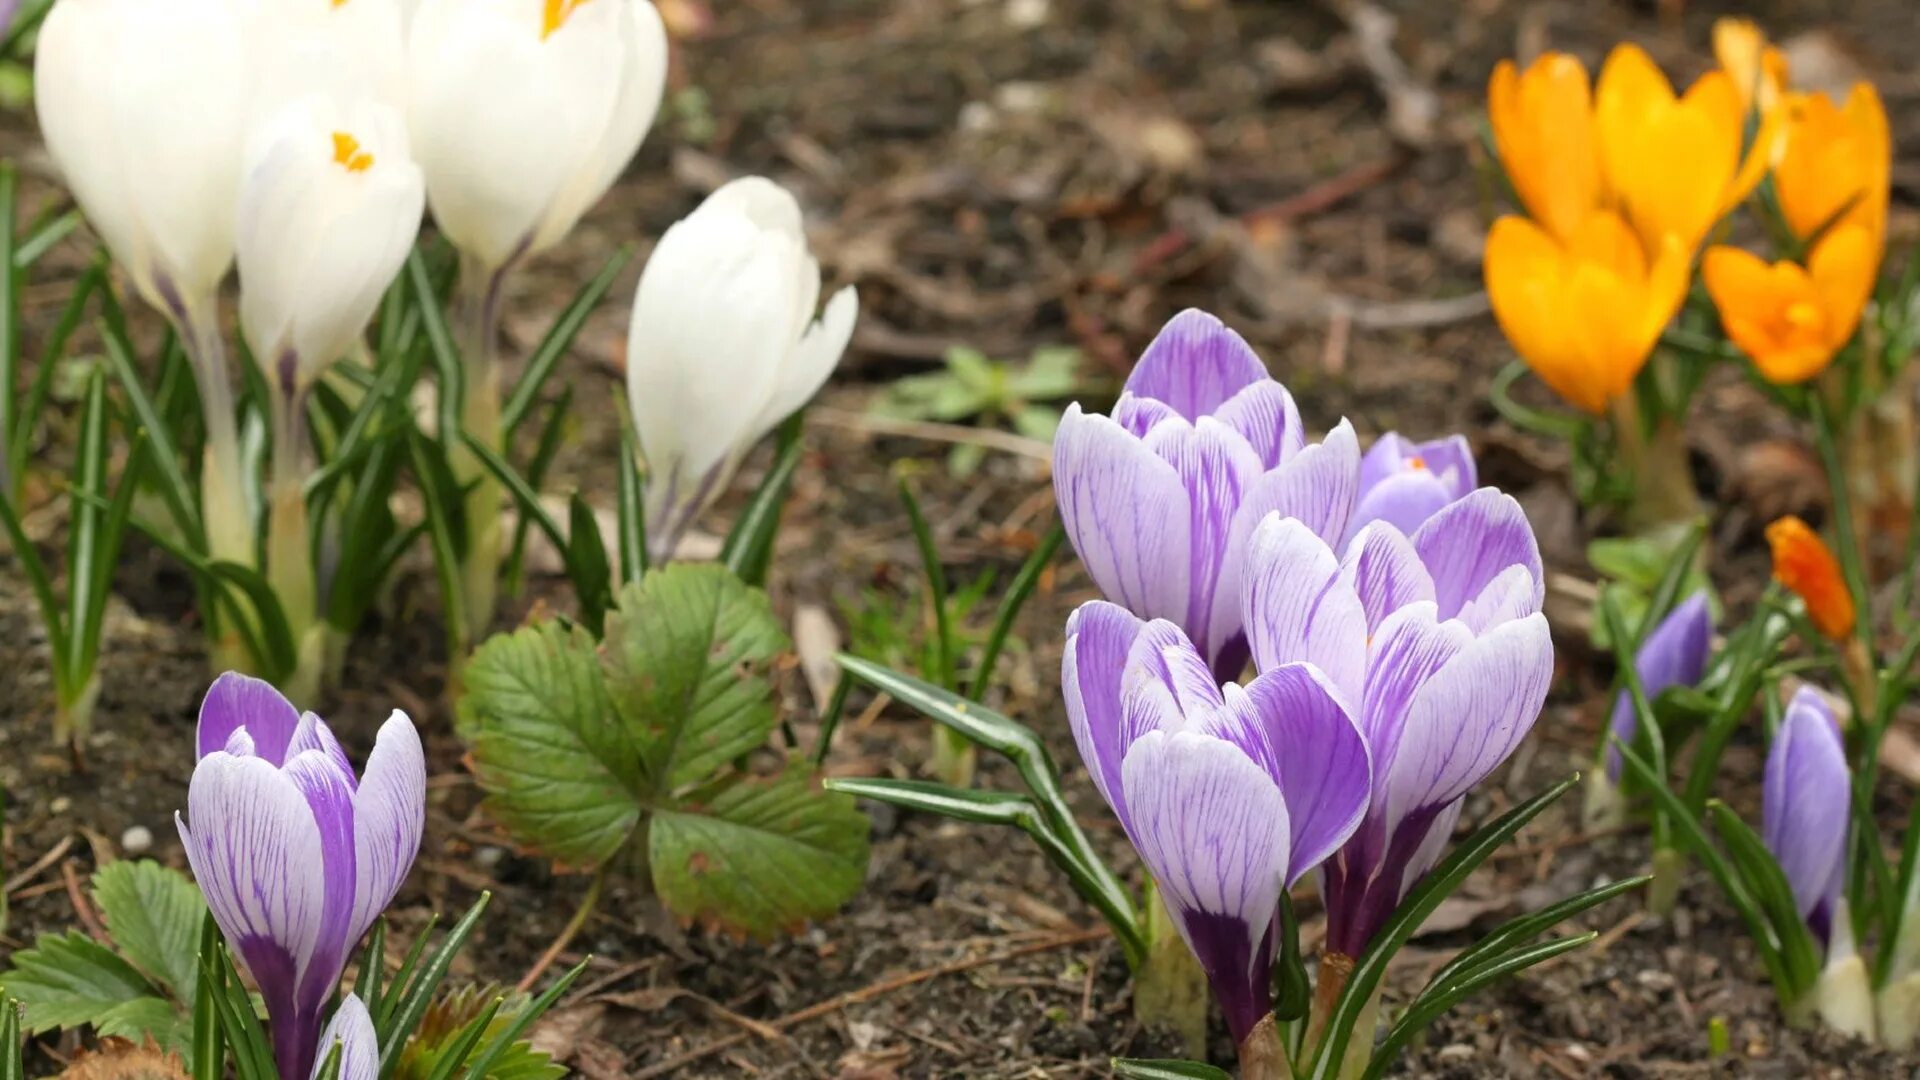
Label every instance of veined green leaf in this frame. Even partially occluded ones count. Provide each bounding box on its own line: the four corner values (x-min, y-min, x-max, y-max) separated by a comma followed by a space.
92, 860, 207, 1004
0, 931, 162, 1036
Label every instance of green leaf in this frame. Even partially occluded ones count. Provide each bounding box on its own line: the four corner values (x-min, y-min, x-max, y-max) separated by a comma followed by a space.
717, 418, 803, 589
1111, 1059, 1233, 1080
93, 997, 190, 1048
500, 246, 633, 436
602, 565, 789, 792
566, 491, 611, 633
0, 931, 163, 1035
650, 760, 869, 938
92, 860, 207, 1003
458, 618, 641, 867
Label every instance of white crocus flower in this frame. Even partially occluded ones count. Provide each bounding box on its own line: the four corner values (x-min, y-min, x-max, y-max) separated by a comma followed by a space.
237, 95, 424, 400
406, 0, 669, 271
35, 0, 250, 317
626, 177, 859, 560
250, 0, 409, 120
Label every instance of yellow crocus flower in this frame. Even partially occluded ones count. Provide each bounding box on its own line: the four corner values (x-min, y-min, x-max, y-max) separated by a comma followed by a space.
1712, 17, 1789, 117
1488, 52, 1604, 245
1594, 43, 1779, 257
1702, 226, 1878, 385
1774, 83, 1891, 247
1485, 209, 1690, 415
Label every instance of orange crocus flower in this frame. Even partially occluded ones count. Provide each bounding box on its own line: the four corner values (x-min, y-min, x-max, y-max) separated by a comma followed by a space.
1594, 43, 1779, 257
1488, 52, 1604, 246
1702, 225, 1879, 384
1485, 209, 1690, 415
1712, 18, 1789, 118
1767, 516, 1856, 640
1774, 83, 1891, 247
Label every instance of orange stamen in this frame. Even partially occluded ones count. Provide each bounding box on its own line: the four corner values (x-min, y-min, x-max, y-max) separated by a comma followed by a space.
331, 132, 374, 174
542, 0, 589, 37
1407, 456, 1428, 471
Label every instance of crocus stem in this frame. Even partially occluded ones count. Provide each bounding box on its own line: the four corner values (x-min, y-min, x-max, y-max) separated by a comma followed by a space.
517, 864, 607, 994
1132, 881, 1208, 1056
929, 725, 976, 788
52, 670, 100, 748
1610, 393, 1699, 533
1645, 845, 1686, 916
451, 258, 507, 660
1331, 984, 1383, 1080
267, 386, 322, 701
1238, 1014, 1293, 1080
1303, 950, 1354, 1063
177, 299, 258, 675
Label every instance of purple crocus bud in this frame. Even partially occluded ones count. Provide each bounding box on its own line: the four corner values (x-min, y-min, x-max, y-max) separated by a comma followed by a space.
1240, 488, 1554, 958
1063, 601, 1371, 1044
1604, 591, 1714, 782
312, 995, 378, 1080
1763, 687, 1850, 951
176, 674, 426, 1080
1053, 309, 1360, 682
1347, 433, 1476, 544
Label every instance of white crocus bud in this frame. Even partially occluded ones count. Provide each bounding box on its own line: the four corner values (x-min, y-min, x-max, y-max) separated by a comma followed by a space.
35, 0, 250, 315
406, 0, 668, 271
237, 96, 424, 399
250, 0, 409, 121
626, 177, 859, 560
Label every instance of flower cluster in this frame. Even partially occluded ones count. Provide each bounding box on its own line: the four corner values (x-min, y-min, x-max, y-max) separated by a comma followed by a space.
1057, 309, 1553, 1050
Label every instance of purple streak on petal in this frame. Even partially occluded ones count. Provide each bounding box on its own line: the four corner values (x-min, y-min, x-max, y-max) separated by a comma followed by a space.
1398, 797, 1463, 899
1143, 417, 1263, 660
1112, 394, 1178, 438
1053, 406, 1193, 625
1605, 592, 1715, 782
1217, 664, 1372, 883
198, 672, 302, 764
1763, 688, 1850, 948
1213, 382, 1305, 469
1240, 515, 1367, 702
1453, 565, 1541, 634
349, 712, 426, 944
1321, 802, 1449, 957
1376, 613, 1553, 839
1123, 618, 1229, 726
287, 713, 357, 793
1118, 730, 1290, 1043
1124, 309, 1269, 420
311, 995, 378, 1080
1063, 601, 1150, 824
1347, 471, 1455, 545
280, 751, 359, 1076
1337, 523, 1435, 637
1360, 602, 1471, 751
1410, 489, 1543, 621
1208, 420, 1362, 660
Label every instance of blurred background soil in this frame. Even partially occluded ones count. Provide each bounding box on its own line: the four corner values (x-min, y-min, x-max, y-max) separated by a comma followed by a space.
4, 0, 1920, 1075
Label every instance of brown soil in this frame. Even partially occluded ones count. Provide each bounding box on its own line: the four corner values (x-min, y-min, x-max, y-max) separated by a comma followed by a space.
4, 0, 1920, 1077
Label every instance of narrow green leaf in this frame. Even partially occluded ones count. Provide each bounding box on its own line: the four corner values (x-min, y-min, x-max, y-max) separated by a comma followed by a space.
458, 957, 588, 1080
0, 475, 69, 682
12, 209, 80, 270
1111, 1059, 1233, 1080
503, 386, 573, 597
355, 919, 389, 1019
898, 480, 956, 690
1271, 892, 1310, 1023
200, 937, 273, 1080
717, 416, 803, 588
1308, 776, 1578, 1080
378, 894, 493, 1080
0, 996, 23, 1080
12, 263, 102, 489
567, 491, 611, 633
0, 161, 16, 504
100, 309, 204, 545
1421, 875, 1646, 997
614, 418, 647, 588
1707, 802, 1822, 992
418, 997, 502, 1080
191, 915, 224, 1080
91, 860, 207, 1004
1635, 520, 1709, 651
967, 524, 1063, 701
409, 431, 469, 658
1363, 934, 1597, 1079
459, 431, 569, 576
408, 250, 464, 440
501, 246, 632, 434
314, 1039, 345, 1080
375, 915, 438, 1032
62, 367, 112, 689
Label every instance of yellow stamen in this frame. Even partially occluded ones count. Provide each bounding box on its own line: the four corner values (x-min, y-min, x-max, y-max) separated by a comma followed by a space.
1784, 300, 1823, 331
542, 0, 589, 38
331, 0, 349, 8
331, 132, 374, 174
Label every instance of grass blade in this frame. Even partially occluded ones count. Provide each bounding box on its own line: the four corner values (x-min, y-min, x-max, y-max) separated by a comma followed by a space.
501, 246, 632, 434
377, 894, 491, 1079
718, 416, 803, 588
615, 418, 647, 587
897, 479, 955, 689
458, 956, 589, 1080
967, 524, 1063, 701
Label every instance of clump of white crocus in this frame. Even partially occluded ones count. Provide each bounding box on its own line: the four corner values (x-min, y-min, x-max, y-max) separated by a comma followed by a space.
405, 0, 669, 645
626, 177, 859, 561
236, 95, 425, 699
35, 0, 254, 565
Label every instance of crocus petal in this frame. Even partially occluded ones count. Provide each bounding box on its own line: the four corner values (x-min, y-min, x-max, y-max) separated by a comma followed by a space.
1123, 308, 1269, 420
1411, 488, 1544, 621
1398, 797, 1463, 898
311, 994, 378, 1080
1112, 393, 1178, 438
1219, 664, 1371, 882
349, 712, 426, 944
1764, 688, 1850, 938
1118, 729, 1290, 1044
281, 750, 359, 1021
1337, 523, 1436, 637
1360, 602, 1471, 751
1347, 470, 1455, 544
1212, 381, 1305, 470
1062, 601, 1149, 821
1454, 565, 1542, 634
1123, 618, 1230, 727
1142, 417, 1264, 657
1377, 614, 1554, 836
287, 713, 356, 792
198, 672, 302, 764
1241, 515, 1367, 702
1052, 407, 1193, 626
1605, 592, 1714, 781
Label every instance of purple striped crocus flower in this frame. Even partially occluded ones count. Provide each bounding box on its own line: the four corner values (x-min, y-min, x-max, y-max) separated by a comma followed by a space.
176, 674, 425, 1080
1053, 309, 1360, 682
313, 995, 378, 1080
1347, 433, 1477, 544
1763, 687, 1850, 951
1604, 591, 1714, 782
1063, 601, 1371, 1044
1240, 490, 1554, 959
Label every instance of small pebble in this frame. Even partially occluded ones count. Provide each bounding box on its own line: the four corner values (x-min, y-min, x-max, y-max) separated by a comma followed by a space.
473, 846, 505, 870
121, 825, 153, 855
49, 796, 71, 815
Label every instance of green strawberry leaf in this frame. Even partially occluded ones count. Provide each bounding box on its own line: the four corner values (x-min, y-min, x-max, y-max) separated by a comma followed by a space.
91, 860, 207, 1003
0, 931, 165, 1037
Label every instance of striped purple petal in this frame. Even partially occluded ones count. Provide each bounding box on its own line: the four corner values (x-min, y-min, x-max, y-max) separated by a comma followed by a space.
1763, 688, 1850, 950
1240, 515, 1367, 702
198, 672, 302, 764
1142, 417, 1264, 664
1053, 406, 1193, 628
1219, 664, 1370, 881
349, 712, 427, 945
1605, 592, 1715, 782
1123, 309, 1269, 420
311, 994, 378, 1080
1410, 489, 1544, 621
1062, 602, 1151, 826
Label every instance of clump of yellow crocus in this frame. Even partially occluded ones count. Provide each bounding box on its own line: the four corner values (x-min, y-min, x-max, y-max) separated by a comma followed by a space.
1485, 209, 1690, 415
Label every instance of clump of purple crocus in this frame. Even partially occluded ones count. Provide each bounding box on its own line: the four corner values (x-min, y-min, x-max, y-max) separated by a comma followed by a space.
1605, 592, 1714, 783
176, 674, 425, 1080
1240, 491, 1554, 959
1763, 688, 1850, 952
1063, 602, 1371, 1044
1053, 309, 1361, 681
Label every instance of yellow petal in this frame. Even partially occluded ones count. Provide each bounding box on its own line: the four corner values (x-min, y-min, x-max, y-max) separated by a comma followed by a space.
1488, 53, 1600, 244
1808, 223, 1879, 352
